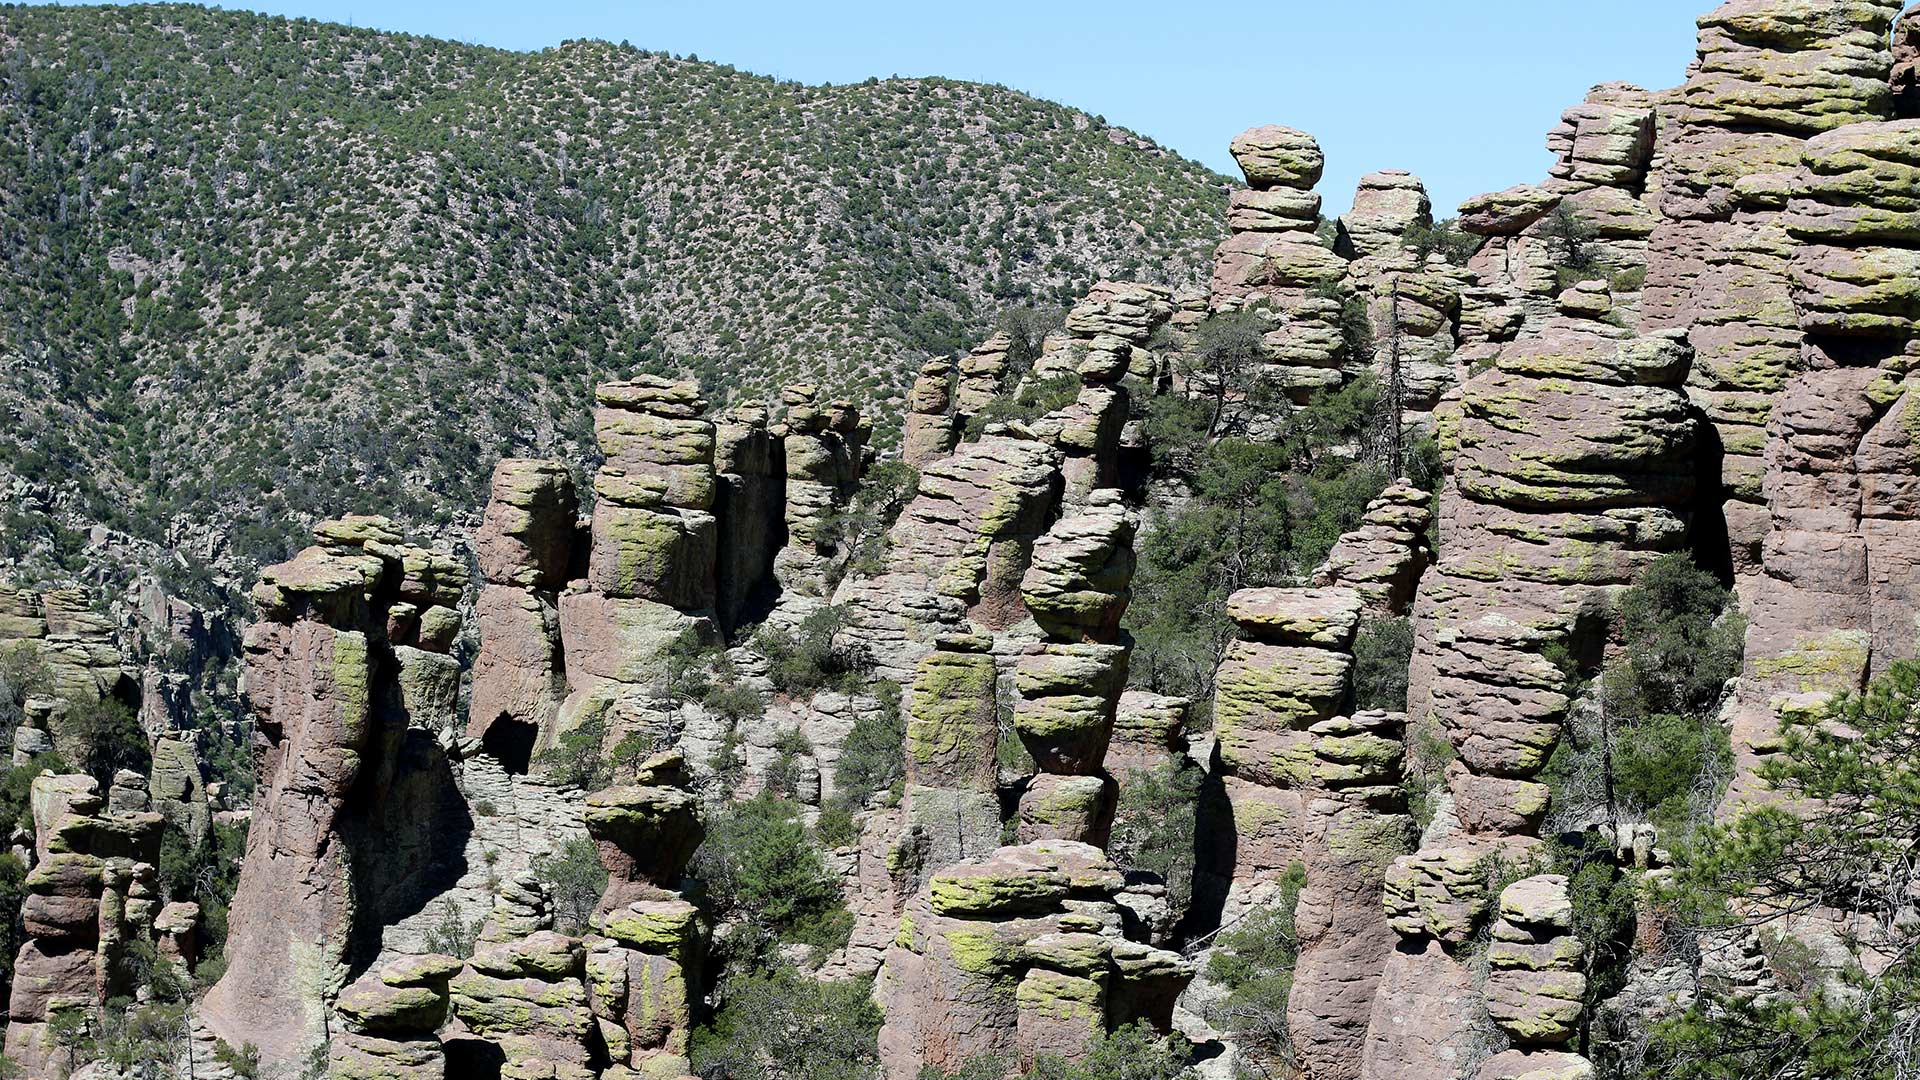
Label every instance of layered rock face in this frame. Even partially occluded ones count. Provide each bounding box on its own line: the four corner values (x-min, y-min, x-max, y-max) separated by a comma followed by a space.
1641, 0, 1904, 583
775, 386, 869, 597
1315, 482, 1434, 616
1721, 115, 1920, 804
1370, 290, 1694, 1079
1020, 282, 1173, 507
1211, 126, 1352, 400
4, 772, 167, 1076
903, 358, 961, 467
1341, 171, 1469, 425
588, 378, 719, 612
1410, 288, 1695, 848
874, 841, 1192, 1079
838, 434, 1062, 677
0, 588, 135, 766
204, 515, 469, 1066
1457, 83, 1658, 356
469, 458, 578, 760
1201, 584, 1409, 1078
1011, 493, 1137, 847
442, 754, 705, 1080
332, 953, 462, 1080
1206, 127, 1467, 433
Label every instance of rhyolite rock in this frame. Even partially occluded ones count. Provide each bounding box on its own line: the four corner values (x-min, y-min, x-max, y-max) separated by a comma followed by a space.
874, 842, 1192, 1079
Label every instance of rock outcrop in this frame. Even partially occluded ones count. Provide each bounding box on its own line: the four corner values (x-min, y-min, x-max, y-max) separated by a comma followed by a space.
775, 386, 869, 597
1201, 584, 1408, 1077
1315, 482, 1434, 616
469, 458, 578, 759
204, 515, 469, 1066
1643, 0, 1904, 585
3, 772, 165, 1076
874, 841, 1192, 1079
903, 359, 961, 467
1211, 127, 1352, 401
1722, 115, 1920, 806
1410, 287, 1695, 849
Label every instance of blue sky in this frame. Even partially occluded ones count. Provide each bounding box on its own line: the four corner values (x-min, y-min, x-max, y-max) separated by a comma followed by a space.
32, 1, 1707, 215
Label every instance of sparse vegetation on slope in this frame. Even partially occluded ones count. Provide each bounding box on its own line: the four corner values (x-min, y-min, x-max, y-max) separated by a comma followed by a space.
0, 2, 1229, 596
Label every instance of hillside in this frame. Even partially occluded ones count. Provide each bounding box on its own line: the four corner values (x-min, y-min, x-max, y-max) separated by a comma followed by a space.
0, 3, 1229, 599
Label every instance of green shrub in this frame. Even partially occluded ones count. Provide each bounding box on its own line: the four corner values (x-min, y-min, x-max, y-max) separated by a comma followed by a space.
1647, 660, 1920, 1080
831, 680, 904, 811
533, 712, 610, 790
962, 374, 1082, 439
1109, 760, 1201, 912
691, 969, 881, 1080
1352, 617, 1413, 712
533, 837, 608, 937
693, 793, 850, 955
1543, 553, 1741, 842
751, 606, 872, 697
1401, 217, 1481, 266
64, 696, 151, 790
1205, 863, 1308, 1073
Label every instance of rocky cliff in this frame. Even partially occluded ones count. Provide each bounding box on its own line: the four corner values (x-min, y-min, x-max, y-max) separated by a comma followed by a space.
0, 2, 1915, 1078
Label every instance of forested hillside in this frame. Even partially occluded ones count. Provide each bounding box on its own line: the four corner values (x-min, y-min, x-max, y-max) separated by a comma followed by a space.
0, 3, 1229, 598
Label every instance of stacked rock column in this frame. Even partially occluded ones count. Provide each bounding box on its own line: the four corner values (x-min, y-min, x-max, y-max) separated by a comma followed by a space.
581, 751, 706, 1080
331, 953, 463, 1080
1371, 288, 1696, 1077
1205, 585, 1407, 1078
1008, 493, 1137, 848
1639, 0, 1902, 587
903, 359, 960, 467
555, 379, 722, 742
1455, 83, 1657, 355
1211, 126, 1351, 401
3, 773, 165, 1077
874, 840, 1193, 1080
1717, 116, 1920, 806
468, 458, 579, 759
1337, 170, 1467, 428
205, 515, 470, 1067
774, 385, 868, 597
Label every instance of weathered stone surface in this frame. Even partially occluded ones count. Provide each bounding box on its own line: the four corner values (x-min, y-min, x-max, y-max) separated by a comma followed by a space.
1229, 125, 1325, 190
1225, 587, 1364, 648
1229, 187, 1322, 233
1315, 484, 1432, 616
1459, 185, 1563, 237
1019, 495, 1135, 643
1339, 170, 1432, 260
1015, 774, 1115, 846
904, 359, 961, 466
477, 459, 579, 589
1013, 643, 1127, 775
468, 585, 568, 749
876, 842, 1191, 1079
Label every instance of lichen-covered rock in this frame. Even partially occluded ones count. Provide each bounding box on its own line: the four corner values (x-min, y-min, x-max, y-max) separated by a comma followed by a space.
1019, 494, 1136, 644
1339, 170, 1432, 260
4, 774, 166, 1077
875, 842, 1191, 1080
477, 459, 579, 589
904, 359, 960, 467
776, 385, 869, 597
1229, 125, 1326, 191
1315, 484, 1433, 615
1012, 643, 1127, 775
